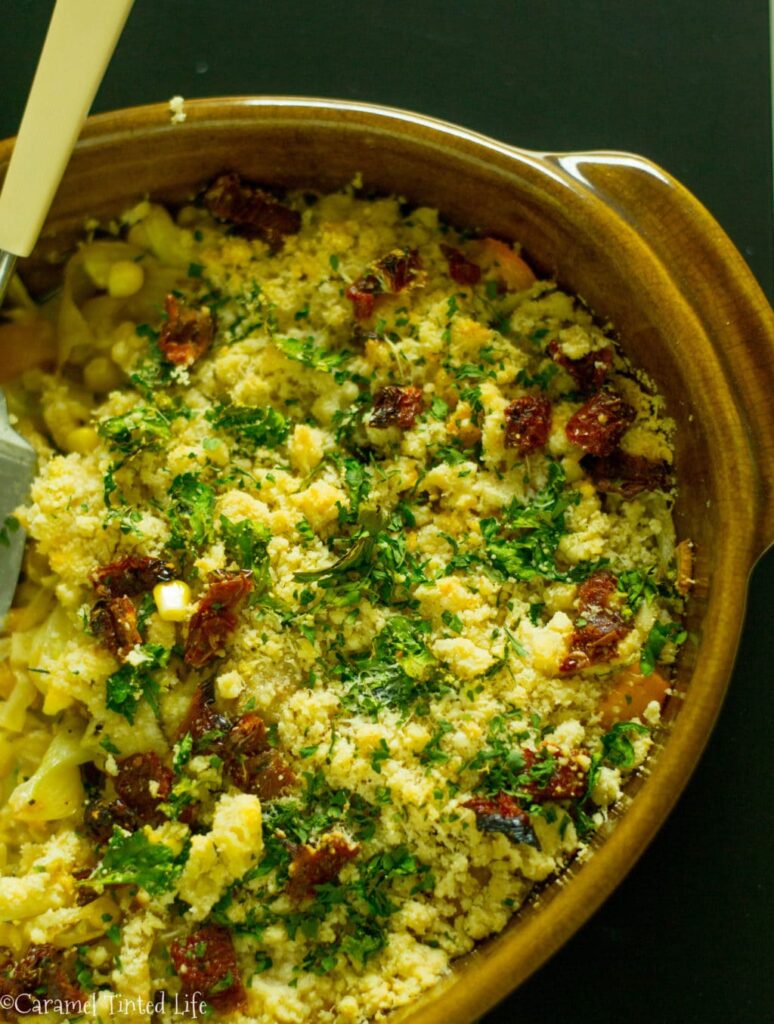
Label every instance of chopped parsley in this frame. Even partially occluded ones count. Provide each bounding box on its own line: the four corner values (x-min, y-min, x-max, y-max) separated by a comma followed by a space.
515, 363, 559, 391
91, 827, 187, 895
167, 473, 216, 551
337, 615, 444, 719
640, 621, 687, 675
479, 462, 603, 583
370, 739, 391, 774
220, 515, 272, 591
98, 404, 174, 457
274, 336, 351, 381
105, 643, 170, 723
207, 402, 290, 448
294, 512, 427, 606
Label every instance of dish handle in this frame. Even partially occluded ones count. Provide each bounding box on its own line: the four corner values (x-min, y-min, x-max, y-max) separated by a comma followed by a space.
543, 150, 774, 562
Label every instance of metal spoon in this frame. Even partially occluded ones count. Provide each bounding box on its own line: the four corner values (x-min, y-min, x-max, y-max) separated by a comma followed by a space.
0, 0, 134, 622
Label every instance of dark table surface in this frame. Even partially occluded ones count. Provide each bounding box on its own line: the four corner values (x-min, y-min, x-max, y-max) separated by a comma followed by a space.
2, 3, 773, 1022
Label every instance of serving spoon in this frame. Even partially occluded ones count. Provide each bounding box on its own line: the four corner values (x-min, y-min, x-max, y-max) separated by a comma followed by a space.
0, 0, 134, 622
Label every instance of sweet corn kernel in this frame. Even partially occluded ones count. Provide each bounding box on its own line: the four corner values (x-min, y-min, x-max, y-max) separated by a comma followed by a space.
107, 260, 144, 298
153, 580, 191, 622
64, 426, 99, 454
84, 356, 123, 393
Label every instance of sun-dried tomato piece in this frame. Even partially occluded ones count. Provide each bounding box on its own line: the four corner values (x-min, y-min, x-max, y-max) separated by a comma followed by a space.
114, 752, 173, 826
184, 571, 253, 668
91, 555, 175, 598
159, 294, 214, 368
222, 711, 296, 796
503, 395, 552, 454
179, 685, 232, 754
520, 746, 588, 800
463, 791, 524, 819
581, 450, 672, 498
203, 171, 301, 249
90, 595, 141, 659
462, 792, 541, 849
440, 244, 482, 286
74, 883, 100, 907
346, 248, 423, 320
83, 797, 138, 844
226, 712, 269, 758
560, 569, 631, 673
170, 925, 246, 1014
12, 945, 84, 1013
287, 832, 360, 899
376, 248, 422, 293
79, 761, 105, 799
547, 340, 614, 393
577, 568, 618, 609
345, 275, 381, 320
565, 390, 636, 456
370, 385, 424, 430
229, 747, 296, 799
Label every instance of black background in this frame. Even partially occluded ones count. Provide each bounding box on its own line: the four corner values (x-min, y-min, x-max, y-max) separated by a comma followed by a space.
1, 3, 773, 1023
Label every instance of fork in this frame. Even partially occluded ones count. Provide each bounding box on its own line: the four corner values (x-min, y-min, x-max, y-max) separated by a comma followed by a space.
0, 0, 134, 623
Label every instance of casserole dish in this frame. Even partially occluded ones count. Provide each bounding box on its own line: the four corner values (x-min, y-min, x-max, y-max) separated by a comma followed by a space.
1, 97, 772, 1023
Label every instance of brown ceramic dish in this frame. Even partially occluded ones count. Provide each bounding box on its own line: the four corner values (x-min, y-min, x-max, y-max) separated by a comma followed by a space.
2, 97, 773, 1023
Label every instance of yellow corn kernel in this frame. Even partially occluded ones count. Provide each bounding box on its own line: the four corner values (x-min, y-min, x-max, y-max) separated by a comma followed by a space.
84, 355, 123, 393
64, 426, 99, 454
107, 260, 144, 298
153, 580, 191, 622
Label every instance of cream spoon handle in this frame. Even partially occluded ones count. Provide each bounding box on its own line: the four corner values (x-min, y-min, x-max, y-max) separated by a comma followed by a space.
0, 0, 134, 270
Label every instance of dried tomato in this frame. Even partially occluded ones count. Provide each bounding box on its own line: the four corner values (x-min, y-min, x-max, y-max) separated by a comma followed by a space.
83, 797, 138, 844
159, 294, 214, 368
520, 746, 588, 800
203, 171, 301, 249
229, 747, 296, 800
463, 791, 525, 819
226, 712, 269, 759
503, 395, 552, 454
560, 569, 631, 673
287, 833, 360, 898
91, 555, 175, 598
12, 945, 84, 1013
179, 686, 232, 754
581, 450, 672, 498
346, 248, 423, 320
370, 385, 424, 429
577, 568, 618, 610
184, 571, 253, 668
114, 752, 173, 826
565, 390, 636, 456
345, 275, 381, 320
75, 884, 100, 907
440, 244, 482, 286
90, 595, 141, 659
462, 792, 540, 849
79, 761, 105, 799
170, 925, 246, 1013
220, 711, 295, 797
547, 340, 613, 393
